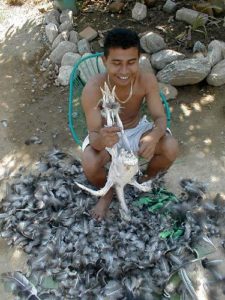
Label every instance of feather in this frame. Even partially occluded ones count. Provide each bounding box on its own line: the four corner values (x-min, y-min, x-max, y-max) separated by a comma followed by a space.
1, 271, 41, 300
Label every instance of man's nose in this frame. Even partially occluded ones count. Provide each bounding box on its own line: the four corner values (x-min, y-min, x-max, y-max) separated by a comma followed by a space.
119, 64, 128, 74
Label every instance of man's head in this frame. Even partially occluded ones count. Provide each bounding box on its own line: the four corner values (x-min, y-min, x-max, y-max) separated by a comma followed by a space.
104, 28, 141, 58
103, 28, 141, 87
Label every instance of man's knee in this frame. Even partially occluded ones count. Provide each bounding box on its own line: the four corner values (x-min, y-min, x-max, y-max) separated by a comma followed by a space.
160, 135, 179, 162
81, 146, 109, 176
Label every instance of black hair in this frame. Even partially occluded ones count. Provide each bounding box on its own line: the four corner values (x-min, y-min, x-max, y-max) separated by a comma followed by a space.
104, 28, 141, 57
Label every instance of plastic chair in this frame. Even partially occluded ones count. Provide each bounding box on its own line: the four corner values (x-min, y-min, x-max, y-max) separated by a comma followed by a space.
68, 52, 171, 146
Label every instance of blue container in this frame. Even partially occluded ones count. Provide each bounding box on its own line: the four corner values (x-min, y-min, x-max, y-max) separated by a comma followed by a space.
54, 0, 77, 14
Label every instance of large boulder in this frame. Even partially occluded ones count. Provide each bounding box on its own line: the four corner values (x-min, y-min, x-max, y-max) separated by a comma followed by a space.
132, 2, 147, 21
44, 9, 60, 26
151, 49, 185, 70
140, 32, 166, 54
157, 58, 211, 86
57, 65, 73, 86
207, 59, 225, 86
61, 52, 81, 66
207, 40, 225, 67
50, 41, 77, 64
45, 23, 58, 43
176, 8, 208, 25
52, 31, 69, 49
139, 54, 155, 74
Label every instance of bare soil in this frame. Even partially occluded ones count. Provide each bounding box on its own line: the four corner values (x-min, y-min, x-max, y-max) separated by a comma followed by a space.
0, 0, 225, 299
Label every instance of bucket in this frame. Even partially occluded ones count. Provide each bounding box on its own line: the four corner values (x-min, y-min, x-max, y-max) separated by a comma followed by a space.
54, 0, 77, 14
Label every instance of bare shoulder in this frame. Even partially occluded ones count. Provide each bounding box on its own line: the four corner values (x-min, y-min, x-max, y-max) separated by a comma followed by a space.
139, 71, 158, 90
81, 73, 107, 108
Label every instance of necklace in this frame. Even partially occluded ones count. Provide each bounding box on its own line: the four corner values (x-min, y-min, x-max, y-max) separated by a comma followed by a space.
107, 74, 133, 104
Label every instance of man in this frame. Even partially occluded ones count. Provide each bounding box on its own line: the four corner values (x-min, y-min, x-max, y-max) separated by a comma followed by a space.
81, 28, 179, 220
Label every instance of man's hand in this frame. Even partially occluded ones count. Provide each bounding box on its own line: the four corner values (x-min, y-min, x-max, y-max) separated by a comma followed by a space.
138, 133, 158, 160
99, 126, 121, 148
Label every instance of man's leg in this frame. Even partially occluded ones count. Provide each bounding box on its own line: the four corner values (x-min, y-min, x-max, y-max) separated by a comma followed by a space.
142, 133, 179, 181
81, 146, 112, 220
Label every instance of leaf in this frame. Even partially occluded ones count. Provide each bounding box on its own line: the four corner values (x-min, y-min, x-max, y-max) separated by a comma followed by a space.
138, 197, 153, 205
172, 228, 184, 239
148, 202, 164, 212
159, 230, 174, 239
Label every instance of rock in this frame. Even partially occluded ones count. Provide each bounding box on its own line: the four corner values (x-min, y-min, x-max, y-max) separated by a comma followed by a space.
140, 32, 166, 54
45, 23, 58, 43
44, 9, 60, 26
193, 41, 207, 55
42, 58, 51, 68
176, 8, 208, 25
58, 65, 73, 86
52, 31, 69, 49
207, 40, 225, 67
151, 49, 185, 70
79, 26, 98, 42
158, 82, 178, 100
69, 30, 79, 43
61, 52, 81, 66
132, 2, 147, 21
60, 9, 73, 23
50, 41, 77, 64
163, 0, 177, 14
207, 59, 225, 86
108, 2, 125, 13
59, 20, 73, 33
78, 39, 91, 55
157, 58, 211, 86
139, 54, 155, 74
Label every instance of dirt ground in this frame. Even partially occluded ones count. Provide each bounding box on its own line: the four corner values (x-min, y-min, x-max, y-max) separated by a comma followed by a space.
0, 0, 225, 299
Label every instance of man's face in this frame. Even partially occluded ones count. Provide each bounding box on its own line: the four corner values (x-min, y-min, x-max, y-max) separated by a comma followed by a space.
103, 47, 140, 87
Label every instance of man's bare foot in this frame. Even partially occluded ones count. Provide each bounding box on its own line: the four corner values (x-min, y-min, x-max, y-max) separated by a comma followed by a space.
91, 189, 113, 221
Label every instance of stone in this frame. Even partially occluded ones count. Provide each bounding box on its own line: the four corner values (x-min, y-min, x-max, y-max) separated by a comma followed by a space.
139, 54, 155, 74
50, 41, 77, 64
59, 20, 73, 33
60, 9, 73, 23
132, 2, 147, 21
61, 52, 81, 66
140, 32, 166, 54
193, 41, 207, 55
151, 49, 185, 70
52, 31, 69, 49
207, 40, 225, 67
69, 30, 79, 43
78, 39, 91, 55
44, 9, 60, 26
157, 58, 211, 86
108, 2, 125, 13
206, 59, 225, 86
79, 26, 98, 42
163, 0, 177, 14
57, 65, 73, 86
45, 23, 58, 43
158, 82, 178, 100
42, 58, 51, 68
176, 8, 208, 25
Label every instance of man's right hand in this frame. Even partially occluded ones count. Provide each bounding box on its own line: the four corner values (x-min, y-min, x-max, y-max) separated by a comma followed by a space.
99, 126, 121, 148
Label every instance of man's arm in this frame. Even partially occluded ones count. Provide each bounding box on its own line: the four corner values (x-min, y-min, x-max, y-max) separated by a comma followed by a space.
139, 73, 167, 159
145, 73, 167, 142
81, 77, 120, 151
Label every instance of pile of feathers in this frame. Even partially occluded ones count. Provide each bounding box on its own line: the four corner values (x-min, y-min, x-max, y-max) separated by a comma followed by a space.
0, 149, 225, 300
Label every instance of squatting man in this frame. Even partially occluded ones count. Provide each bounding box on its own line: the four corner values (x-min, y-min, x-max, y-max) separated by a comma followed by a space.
81, 28, 179, 220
